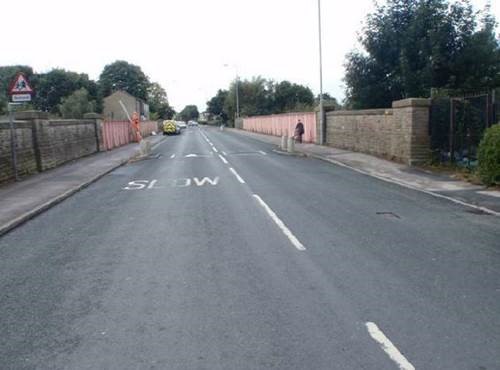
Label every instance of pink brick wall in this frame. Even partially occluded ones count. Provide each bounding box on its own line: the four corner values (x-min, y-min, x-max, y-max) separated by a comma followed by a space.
243, 112, 316, 143
102, 120, 159, 150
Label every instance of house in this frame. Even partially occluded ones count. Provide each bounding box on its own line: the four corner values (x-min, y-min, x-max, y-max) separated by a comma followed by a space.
103, 90, 149, 121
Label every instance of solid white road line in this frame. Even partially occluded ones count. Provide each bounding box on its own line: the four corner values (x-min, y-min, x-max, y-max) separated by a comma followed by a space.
218, 154, 229, 164
151, 138, 168, 150
259, 150, 267, 155
311, 154, 500, 217
252, 194, 306, 251
229, 167, 245, 184
170, 154, 176, 159
477, 190, 500, 198
365, 322, 415, 370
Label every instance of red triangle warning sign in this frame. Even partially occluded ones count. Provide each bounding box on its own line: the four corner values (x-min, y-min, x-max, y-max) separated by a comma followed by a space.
9, 73, 33, 94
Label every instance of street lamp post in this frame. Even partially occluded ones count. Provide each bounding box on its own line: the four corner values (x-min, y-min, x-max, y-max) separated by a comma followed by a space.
224, 64, 240, 121
317, 0, 325, 145
235, 75, 240, 119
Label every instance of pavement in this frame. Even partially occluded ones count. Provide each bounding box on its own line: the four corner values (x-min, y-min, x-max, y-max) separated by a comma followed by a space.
0, 135, 165, 237
228, 128, 500, 215
0, 126, 499, 369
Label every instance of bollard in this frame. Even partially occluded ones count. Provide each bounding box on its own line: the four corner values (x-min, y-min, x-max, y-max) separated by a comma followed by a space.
139, 140, 151, 156
287, 136, 295, 153
281, 135, 287, 150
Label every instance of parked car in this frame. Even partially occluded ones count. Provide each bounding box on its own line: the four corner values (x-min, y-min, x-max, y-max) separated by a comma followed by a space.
163, 120, 181, 135
176, 121, 187, 130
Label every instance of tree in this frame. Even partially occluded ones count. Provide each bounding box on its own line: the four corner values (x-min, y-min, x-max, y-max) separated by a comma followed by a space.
206, 77, 316, 121
316, 93, 343, 110
98, 60, 150, 101
207, 89, 229, 121
178, 105, 199, 121
344, 0, 500, 109
0, 65, 34, 114
33, 69, 100, 114
224, 76, 274, 118
162, 105, 176, 120
273, 80, 314, 113
58, 88, 96, 118
148, 82, 175, 119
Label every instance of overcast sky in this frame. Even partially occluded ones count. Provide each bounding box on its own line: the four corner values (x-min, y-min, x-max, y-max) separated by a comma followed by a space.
1, 0, 498, 111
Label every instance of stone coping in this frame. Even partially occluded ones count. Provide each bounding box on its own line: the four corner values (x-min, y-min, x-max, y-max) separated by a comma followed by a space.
329, 108, 393, 116
392, 98, 431, 108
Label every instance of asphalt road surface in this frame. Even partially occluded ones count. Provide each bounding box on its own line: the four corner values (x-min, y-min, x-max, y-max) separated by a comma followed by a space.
1, 126, 499, 370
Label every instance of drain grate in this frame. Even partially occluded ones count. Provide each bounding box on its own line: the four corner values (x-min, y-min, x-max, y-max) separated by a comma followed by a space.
376, 211, 401, 219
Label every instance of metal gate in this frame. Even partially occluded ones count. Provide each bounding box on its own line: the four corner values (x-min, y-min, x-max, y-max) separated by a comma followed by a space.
429, 89, 498, 165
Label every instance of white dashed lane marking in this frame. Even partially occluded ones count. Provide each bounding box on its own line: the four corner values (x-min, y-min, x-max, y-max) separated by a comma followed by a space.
229, 167, 245, 184
365, 322, 415, 370
218, 154, 229, 164
252, 194, 306, 251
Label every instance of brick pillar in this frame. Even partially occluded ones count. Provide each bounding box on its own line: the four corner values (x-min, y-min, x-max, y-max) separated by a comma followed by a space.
392, 98, 431, 166
14, 111, 50, 172
84, 113, 104, 152
315, 104, 336, 145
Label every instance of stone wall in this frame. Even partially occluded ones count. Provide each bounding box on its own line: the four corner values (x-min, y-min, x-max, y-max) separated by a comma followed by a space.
0, 121, 38, 183
325, 98, 431, 165
0, 111, 100, 183
36, 119, 98, 171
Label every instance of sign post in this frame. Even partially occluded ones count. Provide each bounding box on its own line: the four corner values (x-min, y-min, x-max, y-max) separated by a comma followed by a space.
8, 73, 34, 181
8, 103, 19, 181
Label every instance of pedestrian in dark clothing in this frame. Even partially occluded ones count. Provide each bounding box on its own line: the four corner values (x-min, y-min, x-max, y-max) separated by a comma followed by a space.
294, 119, 304, 143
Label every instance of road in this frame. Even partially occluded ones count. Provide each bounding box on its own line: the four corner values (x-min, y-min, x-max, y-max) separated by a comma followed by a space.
1, 126, 499, 369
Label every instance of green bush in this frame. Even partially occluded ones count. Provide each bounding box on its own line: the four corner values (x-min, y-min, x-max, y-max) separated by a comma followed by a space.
59, 88, 95, 119
477, 124, 500, 186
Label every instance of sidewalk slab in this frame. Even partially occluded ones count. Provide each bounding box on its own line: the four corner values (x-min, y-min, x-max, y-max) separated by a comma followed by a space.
0, 136, 165, 236
227, 128, 500, 215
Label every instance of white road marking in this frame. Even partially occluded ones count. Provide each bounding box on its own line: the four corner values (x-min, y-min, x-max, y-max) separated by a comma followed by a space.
477, 190, 500, 198
173, 178, 192, 187
229, 167, 245, 184
123, 180, 149, 190
185, 154, 198, 158
310, 154, 500, 217
222, 151, 227, 156
170, 154, 176, 159
218, 154, 229, 164
151, 138, 168, 150
252, 194, 306, 251
193, 177, 219, 186
259, 150, 267, 155
147, 180, 158, 189
365, 322, 415, 370
212, 146, 219, 153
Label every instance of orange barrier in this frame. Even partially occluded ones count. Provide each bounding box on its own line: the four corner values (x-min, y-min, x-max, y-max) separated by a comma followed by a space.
102, 120, 159, 151
102, 121, 130, 150
242, 112, 316, 143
